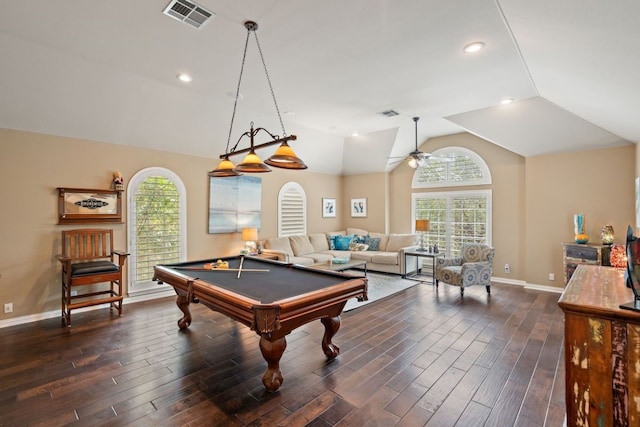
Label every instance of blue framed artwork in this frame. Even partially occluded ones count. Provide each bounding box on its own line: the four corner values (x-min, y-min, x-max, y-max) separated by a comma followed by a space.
208, 176, 262, 234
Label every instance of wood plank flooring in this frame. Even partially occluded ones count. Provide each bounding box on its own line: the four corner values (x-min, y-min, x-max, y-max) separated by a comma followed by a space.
0, 281, 566, 426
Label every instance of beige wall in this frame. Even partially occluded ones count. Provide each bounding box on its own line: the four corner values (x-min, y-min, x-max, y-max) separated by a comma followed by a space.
525, 146, 635, 286
0, 129, 342, 319
0, 127, 636, 322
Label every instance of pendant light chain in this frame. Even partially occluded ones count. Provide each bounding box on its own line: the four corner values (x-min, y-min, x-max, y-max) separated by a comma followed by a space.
252, 31, 287, 137
225, 29, 251, 155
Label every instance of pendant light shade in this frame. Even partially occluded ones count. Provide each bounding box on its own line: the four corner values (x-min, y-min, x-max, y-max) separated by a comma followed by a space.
209, 157, 242, 177
235, 149, 271, 173
265, 142, 308, 169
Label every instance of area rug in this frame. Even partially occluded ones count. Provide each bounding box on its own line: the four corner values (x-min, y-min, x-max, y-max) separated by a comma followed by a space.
343, 271, 422, 311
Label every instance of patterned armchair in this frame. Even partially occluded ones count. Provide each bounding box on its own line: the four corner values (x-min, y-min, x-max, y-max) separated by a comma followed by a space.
435, 243, 494, 296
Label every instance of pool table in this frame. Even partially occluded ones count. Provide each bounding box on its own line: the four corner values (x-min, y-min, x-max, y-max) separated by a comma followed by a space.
153, 255, 368, 392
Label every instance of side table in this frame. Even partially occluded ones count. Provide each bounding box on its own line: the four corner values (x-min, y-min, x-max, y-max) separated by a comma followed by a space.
404, 250, 443, 285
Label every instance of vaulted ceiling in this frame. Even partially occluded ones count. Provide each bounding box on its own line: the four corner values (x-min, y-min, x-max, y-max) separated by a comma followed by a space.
1, 1, 638, 175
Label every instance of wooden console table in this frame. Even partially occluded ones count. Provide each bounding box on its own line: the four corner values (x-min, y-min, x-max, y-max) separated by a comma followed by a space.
558, 265, 640, 426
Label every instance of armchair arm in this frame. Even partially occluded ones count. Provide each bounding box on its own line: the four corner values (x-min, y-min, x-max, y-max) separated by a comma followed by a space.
112, 249, 130, 267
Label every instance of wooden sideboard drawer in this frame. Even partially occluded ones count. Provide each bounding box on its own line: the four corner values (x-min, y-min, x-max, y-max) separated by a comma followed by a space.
565, 245, 598, 261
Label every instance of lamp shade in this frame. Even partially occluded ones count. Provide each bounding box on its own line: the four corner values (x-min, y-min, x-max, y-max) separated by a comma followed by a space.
265, 142, 308, 169
209, 157, 242, 177
235, 150, 271, 173
415, 219, 430, 232
241, 227, 259, 242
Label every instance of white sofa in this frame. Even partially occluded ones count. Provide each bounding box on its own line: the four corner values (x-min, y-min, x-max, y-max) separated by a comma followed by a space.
262, 228, 419, 275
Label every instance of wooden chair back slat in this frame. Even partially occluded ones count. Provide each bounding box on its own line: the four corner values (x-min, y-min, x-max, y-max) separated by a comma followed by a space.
62, 229, 114, 262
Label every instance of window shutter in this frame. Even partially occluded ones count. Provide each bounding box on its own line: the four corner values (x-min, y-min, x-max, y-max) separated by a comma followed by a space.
278, 182, 306, 237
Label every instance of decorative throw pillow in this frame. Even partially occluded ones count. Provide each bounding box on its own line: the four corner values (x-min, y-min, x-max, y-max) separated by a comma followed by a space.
328, 235, 339, 250
349, 243, 369, 251
335, 236, 353, 250
364, 236, 381, 251
352, 235, 367, 244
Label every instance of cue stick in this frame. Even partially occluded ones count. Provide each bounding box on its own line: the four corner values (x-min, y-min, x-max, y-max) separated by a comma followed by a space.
237, 256, 244, 279
172, 267, 269, 272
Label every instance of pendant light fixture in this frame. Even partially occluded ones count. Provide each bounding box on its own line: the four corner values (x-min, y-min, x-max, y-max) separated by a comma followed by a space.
209, 21, 307, 177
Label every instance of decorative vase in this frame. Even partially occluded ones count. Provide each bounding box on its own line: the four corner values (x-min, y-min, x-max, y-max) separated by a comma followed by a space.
610, 244, 626, 268
574, 214, 589, 244
601, 225, 615, 245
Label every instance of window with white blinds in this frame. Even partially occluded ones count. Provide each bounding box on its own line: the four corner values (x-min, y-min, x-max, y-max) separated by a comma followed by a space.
412, 147, 491, 257
127, 167, 186, 295
413, 190, 491, 257
278, 182, 306, 237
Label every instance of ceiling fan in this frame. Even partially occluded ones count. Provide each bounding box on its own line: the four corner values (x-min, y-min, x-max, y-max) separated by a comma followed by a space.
388, 117, 450, 168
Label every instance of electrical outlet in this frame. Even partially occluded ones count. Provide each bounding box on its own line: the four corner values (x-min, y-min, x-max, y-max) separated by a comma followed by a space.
4, 302, 13, 313
504, 264, 510, 273
549, 273, 555, 281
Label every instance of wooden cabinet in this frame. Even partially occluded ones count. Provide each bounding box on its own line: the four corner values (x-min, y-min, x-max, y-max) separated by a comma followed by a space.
558, 265, 640, 427
562, 242, 610, 285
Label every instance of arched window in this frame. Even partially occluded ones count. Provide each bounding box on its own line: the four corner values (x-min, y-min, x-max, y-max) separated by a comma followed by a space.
278, 182, 306, 237
127, 167, 186, 295
412, 146, 491, 188
412, 147, 492, 256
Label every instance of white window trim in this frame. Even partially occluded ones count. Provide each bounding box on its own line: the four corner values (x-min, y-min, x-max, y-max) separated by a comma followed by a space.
126, 167, 187, 296
412, 146, 492, 188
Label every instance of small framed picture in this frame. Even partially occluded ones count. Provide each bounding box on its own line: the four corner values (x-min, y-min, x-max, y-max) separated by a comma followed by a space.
323, 198, 336, 218
351, 198, 367, 217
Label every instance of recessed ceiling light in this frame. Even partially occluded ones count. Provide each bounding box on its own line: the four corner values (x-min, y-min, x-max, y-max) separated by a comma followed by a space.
351, 132, 359, 137
177, 73, 193, 83
283, 111, 295, 117
463, 42, 485, 53
500, 97, 514, 105
226, 92, 243, 100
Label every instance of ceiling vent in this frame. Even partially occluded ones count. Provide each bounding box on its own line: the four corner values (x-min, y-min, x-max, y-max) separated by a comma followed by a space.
163, 0, 214, 29
377, 109, 399, 117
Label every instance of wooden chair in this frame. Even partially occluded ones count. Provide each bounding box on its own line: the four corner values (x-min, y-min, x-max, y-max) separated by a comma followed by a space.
58, 228, 129, 326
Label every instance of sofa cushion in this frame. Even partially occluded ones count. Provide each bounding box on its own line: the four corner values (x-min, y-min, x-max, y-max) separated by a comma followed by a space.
290, 256, 314, 266
386, 233, 417, 252
369, 232, 389, 251
350, 251, 375, 262
347, 228, 368, 236
290, 235, 315, 256
307, 253, 334, 263
309, 233, 330, 252
371, 252, 399, 265
265, 237, 294, 256
321, 249, 352, 259
363, 236, 381, 251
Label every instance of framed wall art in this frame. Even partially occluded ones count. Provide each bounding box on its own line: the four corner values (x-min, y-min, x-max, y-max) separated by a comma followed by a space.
323, 198, 336, 218
351, 198, 367, 217
57, 187, 123, 224
208, 175, 262, 234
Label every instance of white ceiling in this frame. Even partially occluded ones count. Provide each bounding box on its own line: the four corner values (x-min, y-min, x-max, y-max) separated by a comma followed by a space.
1, 0, 637, 175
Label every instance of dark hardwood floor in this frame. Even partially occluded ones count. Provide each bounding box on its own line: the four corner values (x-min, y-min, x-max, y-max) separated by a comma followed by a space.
0, 281, 566, 426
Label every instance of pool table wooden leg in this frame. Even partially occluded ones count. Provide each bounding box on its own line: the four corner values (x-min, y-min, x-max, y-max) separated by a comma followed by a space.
176, 294, 192, 330
259, 335, 286, 392
321, 316, 341, 359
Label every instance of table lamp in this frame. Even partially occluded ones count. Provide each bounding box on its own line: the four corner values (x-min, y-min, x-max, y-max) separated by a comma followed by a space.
415, 219, 430, 251
241, 227, 259, 254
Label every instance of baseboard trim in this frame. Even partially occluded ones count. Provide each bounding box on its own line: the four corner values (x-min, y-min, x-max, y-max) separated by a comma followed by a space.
0, 289, 176, 329
492, 276, 564, 294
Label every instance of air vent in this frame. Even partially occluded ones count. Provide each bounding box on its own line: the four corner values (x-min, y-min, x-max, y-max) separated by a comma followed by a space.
377, 109, 399, 117
163, 0, 214, 29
